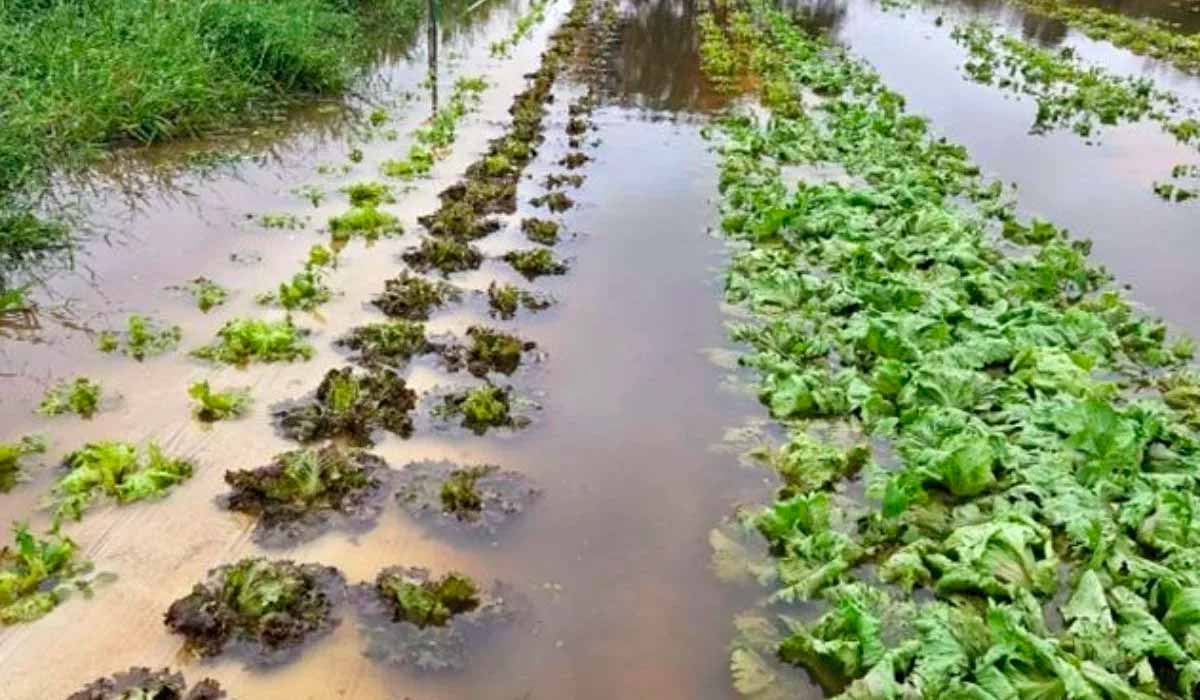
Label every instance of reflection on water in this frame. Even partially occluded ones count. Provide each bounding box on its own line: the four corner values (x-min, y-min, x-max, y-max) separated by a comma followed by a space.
610, 0, 728, 112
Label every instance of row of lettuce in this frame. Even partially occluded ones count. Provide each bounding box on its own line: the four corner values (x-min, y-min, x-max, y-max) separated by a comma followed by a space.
701, 1, 1200, 697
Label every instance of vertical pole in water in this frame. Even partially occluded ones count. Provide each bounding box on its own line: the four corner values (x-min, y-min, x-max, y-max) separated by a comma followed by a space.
428, 0, 439, 114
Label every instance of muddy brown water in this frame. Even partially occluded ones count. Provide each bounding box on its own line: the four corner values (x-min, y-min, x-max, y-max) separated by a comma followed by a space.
6, 0, 1200, 697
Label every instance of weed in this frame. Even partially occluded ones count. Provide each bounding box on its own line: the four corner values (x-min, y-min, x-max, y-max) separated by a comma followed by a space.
521, 217, 560, 245
53, 442, 194, 523
191, 318, 314, 365
0, 524, 90, 625
97, 316, 181, 361
335, 321, 429, 368
402, 237, 484, 275
38, 378, 102, 419
164, 558, 343, 663
293, 185, 325, 207
257, 213, 306, 230
0, 435, 46, 493
274, 367, 418, 445
224, 445, 388, 546
188, 382, 251, 423
372, 271, 461, 320
503, 248, 568, 279
65, 668, 224, 700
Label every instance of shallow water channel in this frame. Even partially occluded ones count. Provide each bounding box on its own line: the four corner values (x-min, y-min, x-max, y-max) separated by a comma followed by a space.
4, 0, 1200, 697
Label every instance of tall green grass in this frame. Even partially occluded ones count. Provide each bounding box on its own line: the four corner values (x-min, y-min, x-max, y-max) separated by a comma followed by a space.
0, 0, 423, 275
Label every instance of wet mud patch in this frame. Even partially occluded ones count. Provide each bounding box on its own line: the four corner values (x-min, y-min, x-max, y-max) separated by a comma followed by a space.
335, 320, 431, 370
371, 271, 462, 320
273, 367, 417, 445
66, 667, 224, 700
428, 383, 536, 435
223, 444, 391, 547
485, 281, 554, 319
394, 461, 540, 536
350, 566, 521, 672
164, 558, 344, 666
430, 325, 540, 377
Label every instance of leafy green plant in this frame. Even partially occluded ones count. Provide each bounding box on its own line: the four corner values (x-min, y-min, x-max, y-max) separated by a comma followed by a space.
0, 435, 45, 493
38, 378, 102, 419
439, 326, 534, 376
486, 281, 552, 319
435, 384, 528, 434
178, 277, 228, 312
258, 267, 333, 311
372, 271, 461, 319
328, 206, 403, 241
521, 217, 560, 245
394, 460, 539, 533
97, 315, 181, 360
0, 285, 31, 314
502, 248, 568, 279
375, 567, 479, 628
402, 237, 484, 275
53, 441, 194, 523
530, 191, 574, 212
0, 524, 90, 625
224, 445, 386, 545
274, 367, 418, 445
164, 558, 343, 660
192, 318, 313, 365
188, 381, 251, 422
343, 181, 395, 207
66, 668, 224, 699
335, 321, 429, 368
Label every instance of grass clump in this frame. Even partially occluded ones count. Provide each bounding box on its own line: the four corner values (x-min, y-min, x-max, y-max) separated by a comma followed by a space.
374, 567, 479, 628
0, 524, 90, 625
372, 271, 461, 320
164, 558, 343, 662
335, 321, 429, 368
0, 435, 46, 493
343, 181, 395, 207
502, 248, 568, 279
53, 441, 194, 523
402, 237, 484, 275
224, 444, 387, 545
328, 206, 403, 242
38, 377, 102, 419
257, 213, 306, 230
192, 318, 313, 365
97, 315, 181, 360
0, 0, 428, 266
521, 217, 560, 245
274, 367, 418, 445
487, 282, 552, 319
65, 668, 224, 700
179, 277, 228, 312
188, 381, 251, 423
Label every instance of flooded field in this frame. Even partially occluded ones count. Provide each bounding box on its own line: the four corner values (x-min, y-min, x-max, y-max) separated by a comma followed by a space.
5, 0, 1200, 697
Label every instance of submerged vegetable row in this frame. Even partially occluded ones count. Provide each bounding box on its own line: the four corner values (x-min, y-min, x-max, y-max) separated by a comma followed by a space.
2, 0, 622, 694
702, 1, 1200, 697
